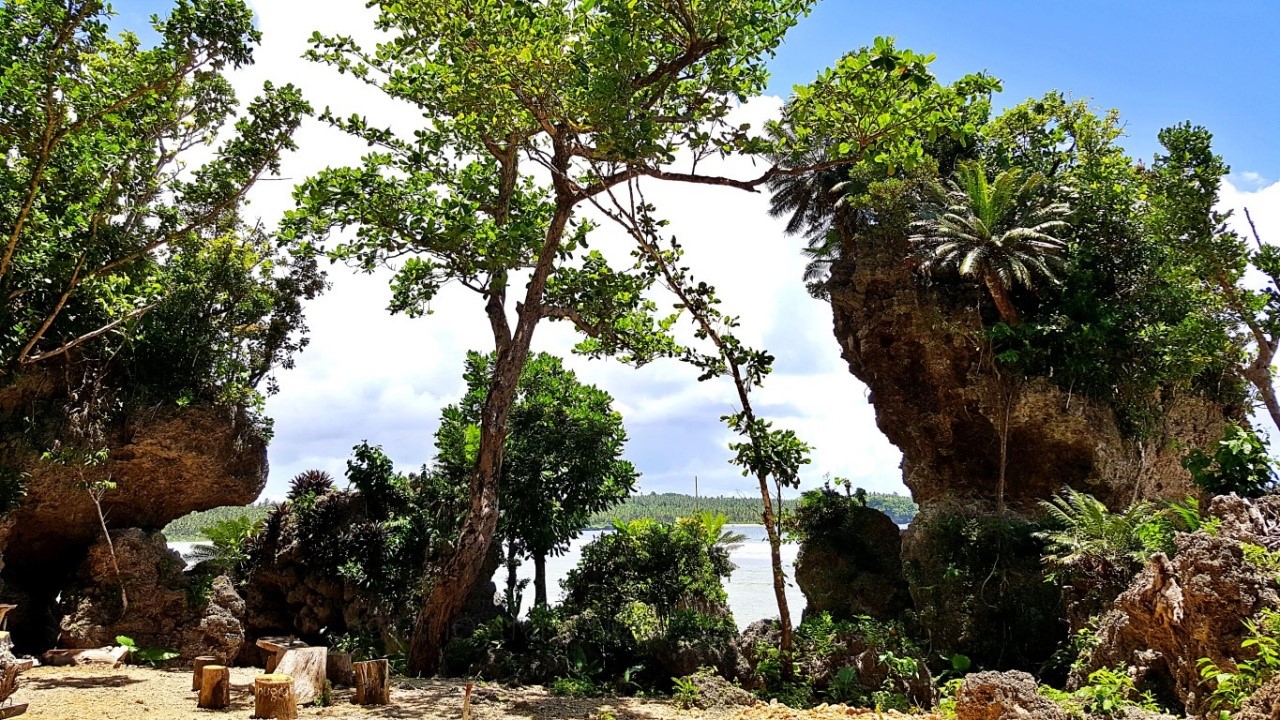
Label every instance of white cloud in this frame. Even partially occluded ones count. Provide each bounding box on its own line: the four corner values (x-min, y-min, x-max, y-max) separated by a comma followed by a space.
233, 0, 905, 501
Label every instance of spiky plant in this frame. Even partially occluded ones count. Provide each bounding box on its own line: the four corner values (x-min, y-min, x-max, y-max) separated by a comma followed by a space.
1036, 488, 1170, 581
910, 161, 1070, 325
287, 469, 335, 502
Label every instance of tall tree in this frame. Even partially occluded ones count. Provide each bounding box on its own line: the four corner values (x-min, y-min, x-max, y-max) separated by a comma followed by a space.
290, 3, 995, 671
1147, 123, 1280, 432
910, 161, 1070, 326
0, 0, 311, 375
435, 351, 637, 608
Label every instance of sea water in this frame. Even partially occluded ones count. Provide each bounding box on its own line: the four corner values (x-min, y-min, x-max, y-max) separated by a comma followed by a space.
170, 525, 809, 629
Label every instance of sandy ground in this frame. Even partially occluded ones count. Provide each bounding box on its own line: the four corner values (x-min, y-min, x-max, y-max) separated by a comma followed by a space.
5, 665, 935, 720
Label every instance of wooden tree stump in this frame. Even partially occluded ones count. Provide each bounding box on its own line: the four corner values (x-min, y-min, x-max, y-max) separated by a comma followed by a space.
274, 647, 327, 704
191, 656, 218, 691
253, 674, 297, 719
197, 665, 230, 710
326, 652, 354, 687
353, 659, 389, 705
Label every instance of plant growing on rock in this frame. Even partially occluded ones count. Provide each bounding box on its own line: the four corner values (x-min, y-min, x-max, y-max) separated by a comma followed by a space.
910, 161, 1071, 326
1183, 423, 1278, 498
1199, 609, 1280, 717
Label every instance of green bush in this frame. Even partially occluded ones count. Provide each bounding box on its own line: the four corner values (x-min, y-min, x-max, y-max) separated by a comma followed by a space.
1199, 609, 1280, 716
550, 677, 598, 698
1183, 423, 1277, 498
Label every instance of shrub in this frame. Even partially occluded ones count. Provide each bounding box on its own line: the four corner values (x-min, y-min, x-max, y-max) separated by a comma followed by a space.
1183, 423, 1277, 498
550, 677, 598, 698
1199, 609, 1280, 716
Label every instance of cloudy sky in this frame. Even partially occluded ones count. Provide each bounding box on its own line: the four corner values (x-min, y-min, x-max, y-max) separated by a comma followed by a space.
116, 0, 1280, 500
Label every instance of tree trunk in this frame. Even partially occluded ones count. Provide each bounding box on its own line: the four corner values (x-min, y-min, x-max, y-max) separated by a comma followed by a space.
197, 665, 230, 710
982, 272, 1021, 326
404, 203, 571, 677
253, 674, 297, 719
504, 539, 520, 616
756, 473, 794, 657
533, 552, 548, 608
354, 659, 390, 706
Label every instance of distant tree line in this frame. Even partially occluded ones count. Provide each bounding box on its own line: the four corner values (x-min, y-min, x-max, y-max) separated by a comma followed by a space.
164, 490, 916, 542
588, 491, 917, 527
164, 503, 272, 542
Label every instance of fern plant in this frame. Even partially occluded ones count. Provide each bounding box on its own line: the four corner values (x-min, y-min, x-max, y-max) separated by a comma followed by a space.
1036, 488, 1172, 581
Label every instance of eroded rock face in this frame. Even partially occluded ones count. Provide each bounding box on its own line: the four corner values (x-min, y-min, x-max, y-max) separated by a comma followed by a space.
955, 670, 1069, 720
0, 379, 267, 576
1236, 675, 1280, 720
794, 505, 910, 621
1080, 529, 1279, 715
0, 371, 267, 652
822, 210, 1234, 671
57, 529, 246, 662
825, 236, 1229, 517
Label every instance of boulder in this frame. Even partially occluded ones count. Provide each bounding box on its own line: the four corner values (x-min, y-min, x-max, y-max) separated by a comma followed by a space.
954, 670, 1069, 720
56, 528, 246, 662
794, 504, 910, 621
1079, 531, 1279, 715
674, 669, 755, 709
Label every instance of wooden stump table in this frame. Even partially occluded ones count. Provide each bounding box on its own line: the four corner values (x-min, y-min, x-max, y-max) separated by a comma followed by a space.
197, 665, 230, 710
254, 674, 297, 719
254, 636, 308, 673
353, 659, 390, 706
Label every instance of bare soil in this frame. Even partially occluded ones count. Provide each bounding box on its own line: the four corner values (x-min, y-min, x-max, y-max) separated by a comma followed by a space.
7, 665, 935, 720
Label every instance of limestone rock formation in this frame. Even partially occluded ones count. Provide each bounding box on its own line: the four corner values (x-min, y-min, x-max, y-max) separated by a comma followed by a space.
826, 233, 1229, 516
0, 370, 267, 577
1079, 505, 1280, 715
822, 212, 1234, 668
57, 529, 246, 662
794, 504, 910, 621
954, 670, 1069, 720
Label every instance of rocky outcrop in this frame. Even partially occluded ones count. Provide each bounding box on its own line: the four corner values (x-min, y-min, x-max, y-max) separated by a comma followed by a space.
1079, 523, 1280, 715
826, 226, 1230, 516
822, 198, 1234, 670
0, 370, 267, 577
954, 670, 1069, 720
57, 529, 246, 662
0, 370, 266, 651
794, 504, 910, 621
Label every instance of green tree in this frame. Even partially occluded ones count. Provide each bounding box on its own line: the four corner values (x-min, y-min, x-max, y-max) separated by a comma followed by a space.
0, 0, 312, 380
910, 161, 1070, 326
435, 351, 638, 608
289, 5, 996, 670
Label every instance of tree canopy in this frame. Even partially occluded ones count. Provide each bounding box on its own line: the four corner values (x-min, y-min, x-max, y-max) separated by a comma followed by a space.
0, 0, 318, 414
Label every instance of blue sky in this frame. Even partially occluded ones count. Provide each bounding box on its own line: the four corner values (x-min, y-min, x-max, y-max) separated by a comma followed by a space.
106, 1, 1280, 499
767, 2, 1280, 186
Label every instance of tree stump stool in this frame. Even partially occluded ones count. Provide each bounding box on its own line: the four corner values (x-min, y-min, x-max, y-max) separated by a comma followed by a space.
191, 656, 218, 691
353, 659, 390, 705
254, 674, 297, 719
197, 665, 230, 710
326, 652, 354, 687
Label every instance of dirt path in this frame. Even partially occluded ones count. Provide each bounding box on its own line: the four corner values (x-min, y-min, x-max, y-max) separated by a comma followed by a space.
7, 665, 934, 720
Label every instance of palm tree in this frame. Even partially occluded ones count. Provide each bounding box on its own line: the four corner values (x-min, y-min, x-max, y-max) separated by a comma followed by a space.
767, 139, 865, 298
910, 161, 1070, 325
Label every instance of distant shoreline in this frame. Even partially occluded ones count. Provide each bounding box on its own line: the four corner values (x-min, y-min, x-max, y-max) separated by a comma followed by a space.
163, 491, 918, 542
